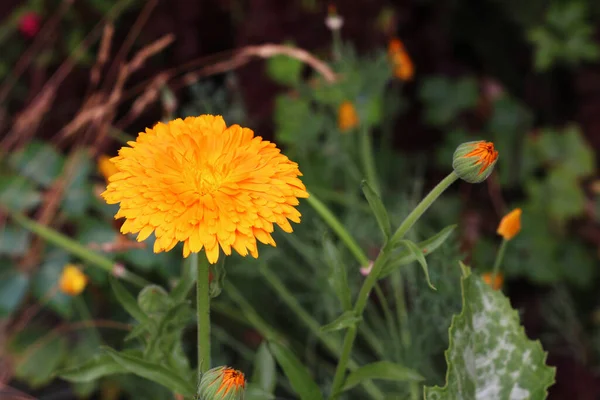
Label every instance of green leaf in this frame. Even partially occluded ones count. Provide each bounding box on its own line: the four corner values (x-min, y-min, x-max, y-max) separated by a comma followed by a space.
424, 267, 556, 399
320, 311, 362, 333
103, 347, 196, 397
341, 361, 423, 392
380, 225, 456, 279
268, 341, 323, 400
31, 251, 73, 318
0, 175, 42, 212
361, 180, 391, 238
323, 237, 352, 310
8, 140, 65, 188
15, 335, 67, 388
62, 148, 93, 217
110, 278, 152, 326
266, 46, 304, 86
0, 224, 31, 256
395, 240, 436, 290
59, 353, 129, 382
252, 342, 277, 394
245, 385, 277, 400
0, 270, 29, 317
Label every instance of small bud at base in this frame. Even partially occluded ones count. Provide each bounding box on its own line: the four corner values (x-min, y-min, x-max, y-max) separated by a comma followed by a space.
452, 141, 498, 184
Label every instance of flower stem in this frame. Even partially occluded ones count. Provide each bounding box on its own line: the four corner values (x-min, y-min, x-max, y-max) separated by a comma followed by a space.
491, 239, 508, 287
360, 126, 380, 195
8, 211, 150, 288
306, 193, 369, 266
329, 171, 459, 399
195, 252, 211, 377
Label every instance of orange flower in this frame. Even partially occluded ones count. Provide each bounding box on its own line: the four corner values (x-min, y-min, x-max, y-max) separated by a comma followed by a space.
497, 208, 522, 240
388, 38, 414, 81
59, 264, 88, 296
98, 155, 119, 183
101, 115, 308, 264
338, 101, 359, 132
482, 272, 503, 290
198, 366, 245, 400
452, 141, 498, 183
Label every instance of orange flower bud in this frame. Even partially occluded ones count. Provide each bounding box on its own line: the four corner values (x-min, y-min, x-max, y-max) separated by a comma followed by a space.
388, 38, 414, 81
59, 265, 88, 296
482, 272, 504, 290
197, 366, 245, 400
338, 101, 359, 132
497, 208, 522, 240
452, 141, 498, 183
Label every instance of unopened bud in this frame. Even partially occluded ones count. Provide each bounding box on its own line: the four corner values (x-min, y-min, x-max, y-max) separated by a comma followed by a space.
198, 366, 245, 400
452, 141, 498, 183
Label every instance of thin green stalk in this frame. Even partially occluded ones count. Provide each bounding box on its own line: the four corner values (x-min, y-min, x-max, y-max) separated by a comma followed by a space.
491, 239, 508, 286
259, 265, 384, 399
359, 126, 380, 195
196, 253, 211, 376
373, 283, 400, 354
329, 171, 459, 399
306, 193, 369, 266
9, 211, 150, 288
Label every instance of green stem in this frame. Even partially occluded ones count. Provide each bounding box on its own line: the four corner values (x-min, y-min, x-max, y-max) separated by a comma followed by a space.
360, 126, 380, 195
195, 253, 211, 377
306, 193, 369, 266
259, 265, 384, 399
491, 239, 508, 286
8, 211, 150, 288
329, 171, 459, 399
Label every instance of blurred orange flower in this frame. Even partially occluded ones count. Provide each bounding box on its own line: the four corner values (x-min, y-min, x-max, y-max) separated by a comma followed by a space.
497, 208, 522, 240
59, 265, 88, 296
338, 101, 359, 132
482, 272, 504, 290
388, 38, 414, 81
102, 115, 308, 264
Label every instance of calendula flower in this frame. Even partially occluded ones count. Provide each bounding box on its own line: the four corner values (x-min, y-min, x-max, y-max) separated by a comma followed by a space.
102, 115, 308, 264
452, 141, 498, 183
98, 155, 119, 183
482, 272, 504, 290
59, 265, 88, 296
197, 366, 245, 400
388, 38, 414, 81
497, 208, 522, 240
338, 101, 359, 132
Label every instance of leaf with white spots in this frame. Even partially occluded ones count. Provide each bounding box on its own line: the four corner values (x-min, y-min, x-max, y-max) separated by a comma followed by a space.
424, 265, 555, 400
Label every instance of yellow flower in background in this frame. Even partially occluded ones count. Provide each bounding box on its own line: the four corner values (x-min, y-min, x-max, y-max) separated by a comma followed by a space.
482, 272, 504, 290
198, 366, 246, 400
98, 155, 119, 183
338, 101, 359, 132
101, 115, 308, 264
388, 38, 414, 81
59, 265, 88, 296
497, 208, 522, 240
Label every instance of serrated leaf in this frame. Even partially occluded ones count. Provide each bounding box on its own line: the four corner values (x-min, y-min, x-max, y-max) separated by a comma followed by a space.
320, 311, 362, 333
252, 342, 277, 394
381, 225, 456, 279
361, 180, 391, 238
103, 347, 196, 397
341, 361, 423, 392
268, 341, 323, 400
424, 267, 556, 399
394, 239, 436, 290
59, 353, 129, 382
323, 237, 352, 310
